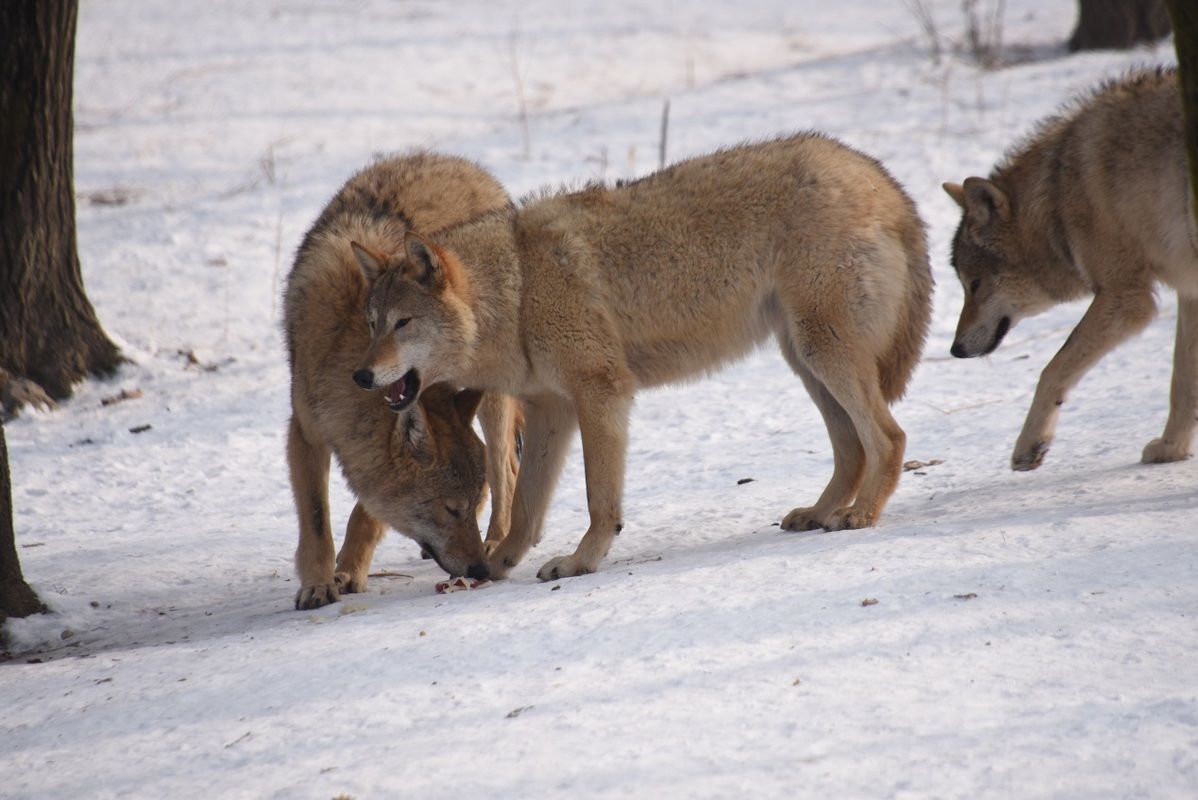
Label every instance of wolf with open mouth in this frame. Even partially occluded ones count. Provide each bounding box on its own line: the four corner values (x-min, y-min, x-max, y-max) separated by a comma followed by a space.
282, 152, 521, 610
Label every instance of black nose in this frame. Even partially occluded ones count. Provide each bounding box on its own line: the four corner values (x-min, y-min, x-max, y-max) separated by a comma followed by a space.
466, 562, 490, 581
352, 368, 374, 389
950, 342, 967, 359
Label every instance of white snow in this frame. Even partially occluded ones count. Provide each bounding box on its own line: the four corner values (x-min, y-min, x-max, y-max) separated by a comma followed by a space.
3, 1, 1197, 797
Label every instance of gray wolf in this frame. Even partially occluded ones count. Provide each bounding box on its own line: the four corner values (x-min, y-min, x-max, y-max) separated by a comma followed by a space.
283, 152, 520, 609
351, 133, 933, 581
944, 67, 1197, 471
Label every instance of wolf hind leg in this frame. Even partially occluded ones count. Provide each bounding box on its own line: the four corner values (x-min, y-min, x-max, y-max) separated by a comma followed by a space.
777, 348, 867, 531
1143, 295, 1198, 463
776, 327, 905, 530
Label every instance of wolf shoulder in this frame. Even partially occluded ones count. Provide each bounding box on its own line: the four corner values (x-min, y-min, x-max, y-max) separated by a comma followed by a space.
1056, 69, 1195, 289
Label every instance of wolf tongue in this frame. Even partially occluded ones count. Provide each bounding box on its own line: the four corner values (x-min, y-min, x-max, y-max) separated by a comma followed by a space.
387, 376, 407, 405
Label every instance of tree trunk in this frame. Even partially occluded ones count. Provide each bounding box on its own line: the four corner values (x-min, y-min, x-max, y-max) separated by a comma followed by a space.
1167, 1, 1198, 233
1, 422, 44, 630
0, 0, 121, 419
1069, 0, 1172, 51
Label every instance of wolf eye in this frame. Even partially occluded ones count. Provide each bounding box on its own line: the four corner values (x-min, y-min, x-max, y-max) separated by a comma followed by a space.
394, 318, 411, 331
969, 279, 981, 294
444, 505, 462, 519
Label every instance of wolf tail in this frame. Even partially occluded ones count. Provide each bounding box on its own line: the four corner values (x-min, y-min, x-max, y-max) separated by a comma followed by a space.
877, 221, 934, 405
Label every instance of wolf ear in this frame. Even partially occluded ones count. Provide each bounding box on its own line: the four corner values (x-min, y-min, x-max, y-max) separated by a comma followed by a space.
942, 182, 967, 210
350, 241, 389, 284
404, 232, 446, 288
961, 177, 1010, 225
403, 405, 432, 460
453, 389, 485, 424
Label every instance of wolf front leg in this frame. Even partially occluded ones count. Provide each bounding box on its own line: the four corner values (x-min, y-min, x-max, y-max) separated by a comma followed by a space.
333, 502, 386, 595
1143, 295, 1198, 463
478, 393, 521, 553
1012, 286, 1156, 471
486, 394, 576, 579
288, 414, 339, 609
536, 383, 632, 582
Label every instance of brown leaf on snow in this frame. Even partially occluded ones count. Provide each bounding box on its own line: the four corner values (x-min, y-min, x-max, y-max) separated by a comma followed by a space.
903, 459, 944, 471
101, 388, 143, 406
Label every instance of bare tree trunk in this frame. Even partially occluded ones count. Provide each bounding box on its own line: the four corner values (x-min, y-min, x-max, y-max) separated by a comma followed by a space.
1069, 0, 1171, 51
1167, 1, 1198, 233
1, 422, 44, 630
0, 0, 121, 419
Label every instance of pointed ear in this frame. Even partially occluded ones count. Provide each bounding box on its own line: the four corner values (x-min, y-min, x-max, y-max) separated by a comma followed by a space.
350, 241, 389, 284
453, 389, 484, 424
403, 404, 431, 459
961, 177, 1010, 224
403, 231, 446, 287
942, 182, 966, 210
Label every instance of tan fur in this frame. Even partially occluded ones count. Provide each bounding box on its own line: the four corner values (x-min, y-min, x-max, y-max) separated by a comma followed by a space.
355, 134, 933, 581
283, 152, 520, 610
943, 68, 1198, 470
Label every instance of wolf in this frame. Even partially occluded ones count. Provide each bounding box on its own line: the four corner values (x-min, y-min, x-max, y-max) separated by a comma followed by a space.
943, 68, 1197, 471
283, 152, 520, 610
350, 133, 933, 582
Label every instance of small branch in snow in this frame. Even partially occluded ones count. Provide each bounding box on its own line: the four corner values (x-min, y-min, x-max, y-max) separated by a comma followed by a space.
224, 731, 252, 748
658, 98, 670, 170
509, 27, 531, 160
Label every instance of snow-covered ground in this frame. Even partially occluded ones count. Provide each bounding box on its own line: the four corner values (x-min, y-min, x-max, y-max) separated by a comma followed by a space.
3, 1, 1196, 797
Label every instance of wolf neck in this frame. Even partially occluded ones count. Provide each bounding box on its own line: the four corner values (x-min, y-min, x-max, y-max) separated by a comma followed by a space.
437, 213, 527, 392
997, 147, 1091, 300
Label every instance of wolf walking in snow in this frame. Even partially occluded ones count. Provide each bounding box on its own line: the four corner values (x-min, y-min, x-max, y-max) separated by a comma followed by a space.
944, 68, 1198, 471
351, 133, 933, 581
283, 153, 520, 609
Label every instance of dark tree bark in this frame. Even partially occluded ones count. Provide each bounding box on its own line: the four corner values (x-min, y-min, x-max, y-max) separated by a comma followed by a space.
1069, 0, 1172, 51
1, 422, 44, 629
0, 0, 121, 420
1167, 1, 1198, 232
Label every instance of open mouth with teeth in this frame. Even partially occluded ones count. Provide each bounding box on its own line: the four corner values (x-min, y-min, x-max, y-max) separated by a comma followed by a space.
385, 368, 421, 412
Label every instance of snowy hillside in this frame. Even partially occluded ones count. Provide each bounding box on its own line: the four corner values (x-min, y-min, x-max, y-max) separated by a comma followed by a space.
2, 1, 1195, 798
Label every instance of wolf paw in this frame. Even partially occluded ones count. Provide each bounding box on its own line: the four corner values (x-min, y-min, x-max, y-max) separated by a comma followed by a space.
1141, 437, 1192, 464
484, 547, 520, 580
536, 555, 594, 582
334, 571, 367, 595
295, 583, 339, 610
822, 507, 874, 531
1011, 440, 1049, 471
780, 507, 827, 532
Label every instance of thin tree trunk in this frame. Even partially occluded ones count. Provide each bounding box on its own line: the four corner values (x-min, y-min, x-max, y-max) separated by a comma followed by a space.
0, 422, 44, 630
0, 0, 121, 418
1069, 0, 1171, 51
1167, 1, 1198, 233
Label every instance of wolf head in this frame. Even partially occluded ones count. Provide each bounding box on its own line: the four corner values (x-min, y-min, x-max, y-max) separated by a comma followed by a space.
350, 234, 477, 412
383, 383, 490, 579
943, 178, 1058, 358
